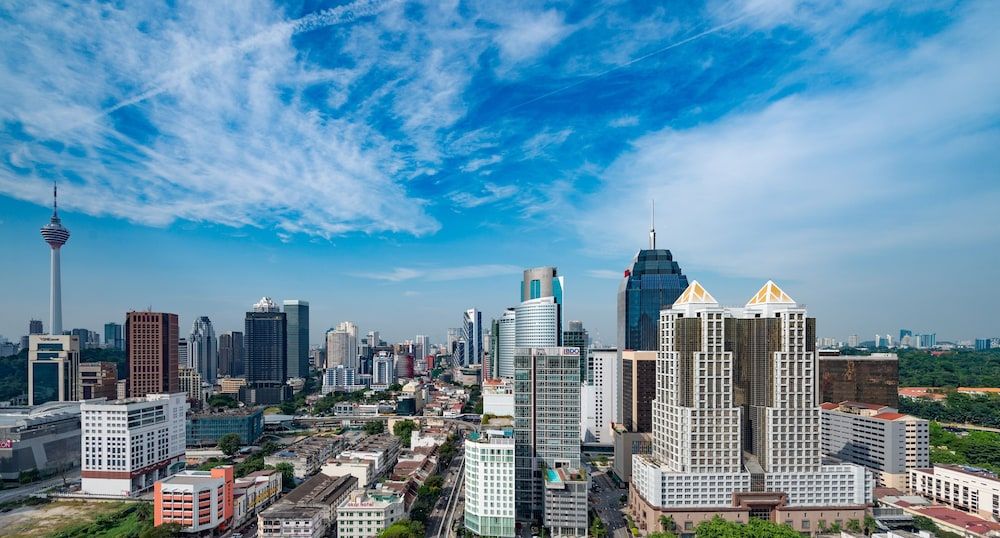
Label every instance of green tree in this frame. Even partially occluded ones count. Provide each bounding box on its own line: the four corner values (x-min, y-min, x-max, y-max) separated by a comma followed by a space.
207, 394, 238, 409
660, 514, 676, 532
218, 433, 242, 456
274, 462, 296, 489
377, 519, 425, 538
364, 420, 385, 435
139, 523, 182, 538
846, 519, 862, 533
694, 516, 801, 537
393, 419, 417, 446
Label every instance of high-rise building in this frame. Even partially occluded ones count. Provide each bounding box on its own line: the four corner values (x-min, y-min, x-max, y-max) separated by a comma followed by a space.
821, 402, 929, 489
81, 392, 188, 497
69, 328, 100, 349
515, 297, 559, 349
899, 329, 912, 343
521, 266, 563, 333
818, 351, 899, 407
514, 346, 582, 524
243, 297, 287, 405
629, 281, 871, 533
78, 361, 118, 400
283, 300, 310, 380
126, 311, 180, 398
327, 322, 358, 370
373, 354, 395, 388
190, 316, 217, 384
29, 319, 44, 335
976, 338, 993, 351
563, 320, 589, 382
177, 338, 190, 369
178, 367, 204, 402
494, 308, 516, 380
27, 334, 80, 405
415, 335, 429, 366
218, 332, 244, 377
464, 429, 516, 538
581, 349, 618, 446
847, 334, 860, 348
447, 328, 461, 355
104, 322, 124, 351
621, 350, 656, 433
40, 184, 70, 336
461, 309, 483, 367
616, 222, 688, 354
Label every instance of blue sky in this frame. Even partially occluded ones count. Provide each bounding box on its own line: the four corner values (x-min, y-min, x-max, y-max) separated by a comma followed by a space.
1, 0, 998, 345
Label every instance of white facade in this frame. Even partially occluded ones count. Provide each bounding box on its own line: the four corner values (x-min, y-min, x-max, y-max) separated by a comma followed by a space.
580, 349, 617, 445
178, 367, 204, 402
322, 365, 358, 394
515, 297, 559, 348
634, 281, 871, 512
373, 355, 395, 387
81, 392, 188, 497
483, 379, 515, 417
336, 490, 404, 538
821, 402, 929, 489
497, 308, 517, 380
465, 430, 516, 538
908, 465, 1000, 521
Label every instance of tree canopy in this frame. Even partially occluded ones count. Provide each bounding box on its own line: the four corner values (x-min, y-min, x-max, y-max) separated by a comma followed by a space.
694, 517, 801, 537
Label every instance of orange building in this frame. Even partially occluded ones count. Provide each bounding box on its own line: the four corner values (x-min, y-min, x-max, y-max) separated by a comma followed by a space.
154, 466, 234, 533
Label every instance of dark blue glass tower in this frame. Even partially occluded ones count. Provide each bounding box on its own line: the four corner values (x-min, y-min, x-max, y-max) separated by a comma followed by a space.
617, 249, 688, 353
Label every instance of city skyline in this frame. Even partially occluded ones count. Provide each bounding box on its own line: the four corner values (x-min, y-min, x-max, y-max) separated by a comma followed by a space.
2, 1, 999, 343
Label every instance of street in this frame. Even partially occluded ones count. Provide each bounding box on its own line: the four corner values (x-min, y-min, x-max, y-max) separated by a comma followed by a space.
0, 470, 80, 504
427, 448, 465, 538
589, 466, 629, 538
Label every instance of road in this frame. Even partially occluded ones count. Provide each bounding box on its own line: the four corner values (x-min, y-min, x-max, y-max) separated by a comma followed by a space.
940, 422, 1000, 434
427, 450, 465, 538
0, 470, 80, 504
589, 466, 629, 538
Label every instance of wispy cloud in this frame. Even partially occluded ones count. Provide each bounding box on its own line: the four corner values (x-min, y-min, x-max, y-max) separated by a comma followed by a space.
448, 183, 519, 209
355, 264, 522, 282
575, 1, 1000, 280
609, 115, 640, 128
587, 269, 623, 280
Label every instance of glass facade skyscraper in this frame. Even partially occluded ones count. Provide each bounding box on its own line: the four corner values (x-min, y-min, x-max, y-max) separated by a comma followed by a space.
283, 300, 310, 379
617, 249, 688, 353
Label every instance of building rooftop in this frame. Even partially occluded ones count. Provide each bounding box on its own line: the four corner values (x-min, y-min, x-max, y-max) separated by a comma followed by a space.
914, 506, 1000, 534
281, 473, 357, 506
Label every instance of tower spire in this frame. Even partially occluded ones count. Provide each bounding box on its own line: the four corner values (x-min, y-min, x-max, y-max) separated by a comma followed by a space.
649, 199, 656, 249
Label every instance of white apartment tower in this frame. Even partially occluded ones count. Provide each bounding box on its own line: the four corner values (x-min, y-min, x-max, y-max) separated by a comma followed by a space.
581, 349, 618, 446
81, 392, 188, 497
465, 429, 516, 538
630, 281, 871, 535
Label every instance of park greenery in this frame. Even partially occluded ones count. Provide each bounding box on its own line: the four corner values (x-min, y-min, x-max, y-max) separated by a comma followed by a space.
899, 391, 1000, 428
897, 349, 1000, 387
925, 422, 1000, 474
364, 420, 386, 435
206, 394, 239, 409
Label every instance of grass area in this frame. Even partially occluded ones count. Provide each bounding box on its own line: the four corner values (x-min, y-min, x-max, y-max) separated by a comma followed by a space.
0, 500, 138, 538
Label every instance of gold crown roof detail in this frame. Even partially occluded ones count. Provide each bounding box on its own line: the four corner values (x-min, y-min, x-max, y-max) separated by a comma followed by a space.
673, 280, 718, 306
746, 280, 795, 306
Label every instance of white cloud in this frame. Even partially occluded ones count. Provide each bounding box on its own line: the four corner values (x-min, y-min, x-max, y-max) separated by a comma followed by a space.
576, 1, 1000, 280
494, 9, 572, 65
356, 264, 522, 282
609, 115, 640, 128
461, 155, 502, 173
448, 183, 518, 208
521, 128, 573, 159
587, 269, 624, 280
